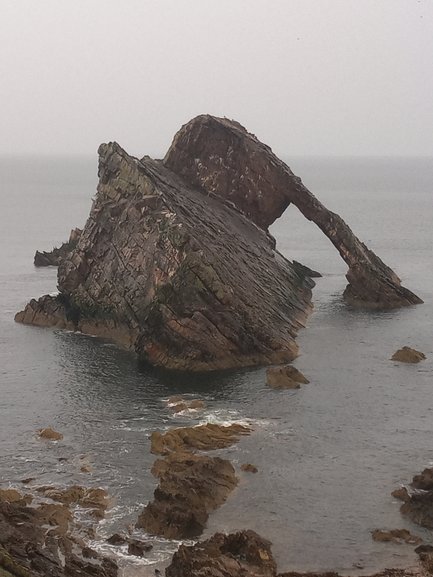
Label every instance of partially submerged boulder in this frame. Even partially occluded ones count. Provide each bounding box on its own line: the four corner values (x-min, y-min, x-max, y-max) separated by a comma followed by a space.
16, 115, 422, 372
266, 365, 309, 389
37, 427, 63, 441
395, 467, 433, 529
371, 528, 422, 545
391, 347, 426, 363
16, 138, 314, 371
150, 423, 251, 455
136, 451, 238, 539
165, 530, 277, 577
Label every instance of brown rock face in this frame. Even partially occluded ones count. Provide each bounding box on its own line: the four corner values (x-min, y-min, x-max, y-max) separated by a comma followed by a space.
150, 423, 252, 455
136, 452, 238, 539
16, 139, 314, 371
391, 347, 426, 363
371, 528, 422, 544
165, 530, 277, 577
165, 115, 422, 310
0, 488, 117, 577
37, 427, 63, 441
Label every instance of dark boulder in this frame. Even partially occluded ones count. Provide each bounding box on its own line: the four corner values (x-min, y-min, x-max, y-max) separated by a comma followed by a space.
165, 530, 277, 577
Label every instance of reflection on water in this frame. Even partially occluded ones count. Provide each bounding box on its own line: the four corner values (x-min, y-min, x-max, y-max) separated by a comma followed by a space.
1, 156, 432, 574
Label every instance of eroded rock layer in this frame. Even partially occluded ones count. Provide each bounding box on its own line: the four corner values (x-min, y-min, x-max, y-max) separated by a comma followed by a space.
164, 115, 422, 309
16, 140, 314, 371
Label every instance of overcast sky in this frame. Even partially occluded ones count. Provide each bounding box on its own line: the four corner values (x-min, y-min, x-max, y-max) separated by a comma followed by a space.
1, 0, 432, 157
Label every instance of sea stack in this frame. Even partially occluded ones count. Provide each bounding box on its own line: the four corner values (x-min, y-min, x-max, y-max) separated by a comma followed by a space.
15, 115, 422, 371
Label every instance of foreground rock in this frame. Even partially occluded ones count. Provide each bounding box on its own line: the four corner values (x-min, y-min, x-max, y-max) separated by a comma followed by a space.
0, 487, 117, 577
165, 115, 422, 310
34, 228, 82, 267
391, 347, 426, 363
166, 530, 277, 577
16, 115, 420, 371
150, 423, 251, 455
266, 365, 309, 389
136, 451, 238, 539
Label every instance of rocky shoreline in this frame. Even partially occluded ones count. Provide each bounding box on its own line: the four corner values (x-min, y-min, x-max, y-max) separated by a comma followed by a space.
2, 399, 432, 577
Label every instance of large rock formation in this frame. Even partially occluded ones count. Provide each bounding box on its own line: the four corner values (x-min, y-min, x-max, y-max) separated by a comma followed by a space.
164, 115, 422, 309
15, 115, 421, 371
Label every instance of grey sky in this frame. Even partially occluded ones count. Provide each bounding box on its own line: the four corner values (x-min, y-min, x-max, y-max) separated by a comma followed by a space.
1, 0, 432, 157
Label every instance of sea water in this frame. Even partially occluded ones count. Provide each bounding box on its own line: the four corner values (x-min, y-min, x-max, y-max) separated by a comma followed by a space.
0, 155, 432, 575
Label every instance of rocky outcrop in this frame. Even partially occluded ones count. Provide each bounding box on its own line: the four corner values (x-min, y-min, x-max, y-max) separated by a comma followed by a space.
165, 530, 277, 577
391, 347, 426, 363
34, 228, 81, 267
394, 467, 433, 529
16, 115, 421, 372
150, 423, 251, 455
164, 115, 422, 309
16, 136, 314, 371
0, 487, 117, 577
136, 451, 238, 539
266, 364, 309, 389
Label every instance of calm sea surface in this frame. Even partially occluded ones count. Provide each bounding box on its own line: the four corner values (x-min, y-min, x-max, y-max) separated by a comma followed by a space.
0, 155, 432, 575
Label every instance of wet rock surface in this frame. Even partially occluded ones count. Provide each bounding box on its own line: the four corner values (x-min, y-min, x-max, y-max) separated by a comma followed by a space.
371, 529, 422, 545
165, 530, 277, 577
391, 347, 426, 363
164, 115, 422, 310
395, 467, 433, 529
266, 365, 309, 389
150, 423, 252, 455
136, 451, 238, 539
37, 427, 63, 440
0, 487, 117, 577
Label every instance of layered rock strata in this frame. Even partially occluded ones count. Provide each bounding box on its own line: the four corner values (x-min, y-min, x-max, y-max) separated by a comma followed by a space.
136, 451, 238, 539
16, 115, 422, 372
164, 115, 422, 309
0, 487, 117, 577
16, 139, 314, 371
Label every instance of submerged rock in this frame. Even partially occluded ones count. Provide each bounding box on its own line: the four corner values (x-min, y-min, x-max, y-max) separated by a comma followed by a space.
16, 115, 421, 372
266, 365, 309, 389
136, 451, 238, 539
391, 347, 426, 363
371, 528, 422, 544
34, 228, 82, 267
150, 423, 251, 455
37, 427, 63, 441
165, 530, 277, 577
241, 463, 258, 473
